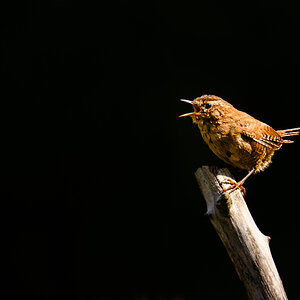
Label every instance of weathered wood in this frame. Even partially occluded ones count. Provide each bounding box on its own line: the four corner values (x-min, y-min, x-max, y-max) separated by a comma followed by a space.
195, 166, 287, 300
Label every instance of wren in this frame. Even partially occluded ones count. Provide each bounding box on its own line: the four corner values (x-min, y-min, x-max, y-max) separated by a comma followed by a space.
180, 95, 300, 193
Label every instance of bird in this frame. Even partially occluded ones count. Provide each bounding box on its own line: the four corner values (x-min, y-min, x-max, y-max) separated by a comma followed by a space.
179, 95, 300, 193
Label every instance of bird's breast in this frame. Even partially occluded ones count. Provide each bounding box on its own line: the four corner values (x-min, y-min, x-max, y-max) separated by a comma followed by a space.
197, 120, 254, 170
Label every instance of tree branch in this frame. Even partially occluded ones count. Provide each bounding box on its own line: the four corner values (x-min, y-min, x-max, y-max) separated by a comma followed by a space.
195, 166, 287, 300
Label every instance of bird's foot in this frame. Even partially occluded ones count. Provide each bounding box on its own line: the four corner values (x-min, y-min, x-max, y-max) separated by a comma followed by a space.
221, 178, 246, 196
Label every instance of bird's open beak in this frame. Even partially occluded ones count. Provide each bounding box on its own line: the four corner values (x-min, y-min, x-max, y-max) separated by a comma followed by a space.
179, 99, 195, 117
180, 99, 193, 104
179, 112, 195, 117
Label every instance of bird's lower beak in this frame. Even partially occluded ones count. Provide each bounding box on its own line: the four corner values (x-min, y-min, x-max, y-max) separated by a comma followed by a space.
179, 99, 195, 117
179, 112, 195, 118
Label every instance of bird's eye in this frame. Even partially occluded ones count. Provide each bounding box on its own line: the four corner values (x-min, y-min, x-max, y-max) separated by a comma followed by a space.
205, 103, 212, 109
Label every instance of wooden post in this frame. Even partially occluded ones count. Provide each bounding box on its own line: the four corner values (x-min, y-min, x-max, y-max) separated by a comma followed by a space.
195, 166, 288, 300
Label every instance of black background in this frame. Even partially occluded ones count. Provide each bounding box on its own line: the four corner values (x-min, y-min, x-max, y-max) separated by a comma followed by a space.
3, 1, 300, 299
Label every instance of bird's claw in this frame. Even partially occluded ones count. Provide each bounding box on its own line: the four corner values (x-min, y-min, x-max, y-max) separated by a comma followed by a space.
221, 178, 246, 196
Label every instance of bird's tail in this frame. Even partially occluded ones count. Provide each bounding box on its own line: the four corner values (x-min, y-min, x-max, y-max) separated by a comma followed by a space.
277, 127, 300, 143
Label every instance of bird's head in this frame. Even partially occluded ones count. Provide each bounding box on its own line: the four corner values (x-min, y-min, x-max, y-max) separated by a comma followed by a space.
179, 95, 232, 122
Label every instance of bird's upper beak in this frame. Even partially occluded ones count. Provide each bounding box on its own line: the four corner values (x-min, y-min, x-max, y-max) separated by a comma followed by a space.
179, 99, 195, 117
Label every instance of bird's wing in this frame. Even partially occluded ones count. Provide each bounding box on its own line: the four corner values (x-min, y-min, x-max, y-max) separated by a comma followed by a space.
241, 121, 283, 150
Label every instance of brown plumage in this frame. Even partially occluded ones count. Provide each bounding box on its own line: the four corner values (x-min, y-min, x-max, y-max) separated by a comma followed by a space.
180, 95, 300, 193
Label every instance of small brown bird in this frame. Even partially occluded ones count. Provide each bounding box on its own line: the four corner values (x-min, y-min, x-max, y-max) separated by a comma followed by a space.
180, 95, 300, 193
